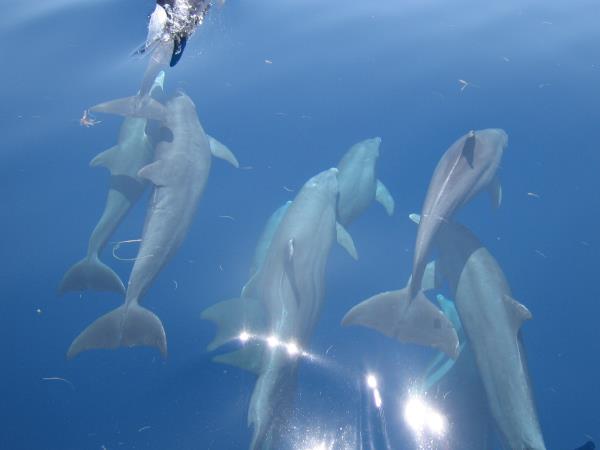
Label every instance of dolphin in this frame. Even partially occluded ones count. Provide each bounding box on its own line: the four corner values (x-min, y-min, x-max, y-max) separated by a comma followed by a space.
202, 168, 357, 449
408, 128, 507, 298
421, 294, 494, 450
336, 137, 394, 226
409, 214, 546, 450
59, 73, 166, 296
342, 130, 506, 358
67, 91, 238, 359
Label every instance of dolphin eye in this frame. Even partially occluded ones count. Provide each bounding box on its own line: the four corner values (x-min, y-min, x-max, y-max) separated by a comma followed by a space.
433, 318, 441, 329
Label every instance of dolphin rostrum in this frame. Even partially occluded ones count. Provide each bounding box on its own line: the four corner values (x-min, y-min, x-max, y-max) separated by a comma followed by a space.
202, 168, 356, 449
336, 137, 394, 226
410, 214, 546, 450
67, 91, 238, 359
59, 73, 166, 296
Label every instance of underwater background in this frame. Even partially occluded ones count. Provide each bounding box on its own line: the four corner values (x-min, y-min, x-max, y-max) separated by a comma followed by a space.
2, 0, 599, 448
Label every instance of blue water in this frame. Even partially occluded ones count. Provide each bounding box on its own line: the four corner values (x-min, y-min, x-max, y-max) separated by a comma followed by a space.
2, 0, 599, 448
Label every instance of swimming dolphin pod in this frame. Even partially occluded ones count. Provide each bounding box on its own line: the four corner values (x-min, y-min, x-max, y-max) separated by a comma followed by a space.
410, 214, 546, 450
202, 168, 356, 450
59, 73, 166, 296
67, 91, 238, 359
336, 137, 394, 226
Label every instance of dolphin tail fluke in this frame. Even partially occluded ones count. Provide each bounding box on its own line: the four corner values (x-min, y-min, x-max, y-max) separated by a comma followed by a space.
90, 95, 167, 122
59, 256, 125, 295
67, 303, 167, 359
574, 441, 595, 450
201, 297, 266, 351
342, 287, 459, 358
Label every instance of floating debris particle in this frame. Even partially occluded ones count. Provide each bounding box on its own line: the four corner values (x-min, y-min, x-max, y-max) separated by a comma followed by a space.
42, 377, 75, 390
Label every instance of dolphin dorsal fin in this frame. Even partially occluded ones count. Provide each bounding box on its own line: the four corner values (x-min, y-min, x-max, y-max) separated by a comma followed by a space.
375, 180, 395, 216
138, 160, 168, 186
462, 130, 476, 167
503, 294, 532, 332
90, 145, 120, 172
208, 136, 239, 168
488, 175, 502, 208
336, 222, 358, 260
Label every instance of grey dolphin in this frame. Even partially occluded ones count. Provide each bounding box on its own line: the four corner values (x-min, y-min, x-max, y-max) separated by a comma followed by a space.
336, 137, 394, 226
408, 128, 506, 297
202, 168, 356, 450
59, 73, 166, 295
67, 91, 238, 359
421, 294, 494, 450
342, 130, 506, 359
410, 214, 546, 450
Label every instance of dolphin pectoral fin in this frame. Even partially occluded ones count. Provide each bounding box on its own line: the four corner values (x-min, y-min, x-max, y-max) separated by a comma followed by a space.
336, 222, 358, 260
213, 345, 264, 375
435, 294, 463, 335
138, 161, 168, 186
375, 180, 395, 216
342, 288, 459, 358
90, 95, 167, 122
90, 145, 120, 172
488, 175, 502, 208
201, 297, 266, 351
67, 303, 167, 359
409, 213, 421, 224
208, 136, 239, 168
503, 294, 532, 332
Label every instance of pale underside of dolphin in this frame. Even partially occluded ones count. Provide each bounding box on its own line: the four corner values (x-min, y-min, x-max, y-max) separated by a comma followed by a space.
336, 137, 395, 226
409, 213, 546, 450
68, 91, 238, 359
59, 72, 166, 296
202, 168, 356, 450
